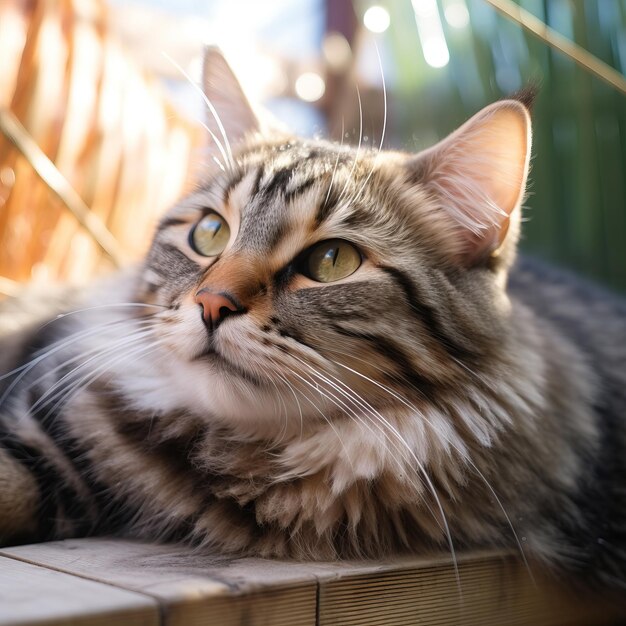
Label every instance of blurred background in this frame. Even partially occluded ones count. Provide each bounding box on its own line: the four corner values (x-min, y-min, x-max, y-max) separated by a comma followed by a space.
1, 0, 625, 294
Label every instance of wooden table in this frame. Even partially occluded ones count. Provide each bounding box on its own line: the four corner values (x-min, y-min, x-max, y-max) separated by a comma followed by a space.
1, 539, 624, 625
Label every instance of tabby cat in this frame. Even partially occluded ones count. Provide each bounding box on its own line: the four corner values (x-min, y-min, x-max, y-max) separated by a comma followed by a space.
1, 48, 625, 590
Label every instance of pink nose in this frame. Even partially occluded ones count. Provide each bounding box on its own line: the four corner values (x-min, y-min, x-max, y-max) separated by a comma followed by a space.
194, 289, 242, 329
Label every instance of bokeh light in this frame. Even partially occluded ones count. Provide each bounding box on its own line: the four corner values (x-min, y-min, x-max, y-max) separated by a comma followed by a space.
363, 6, 391, 34
294, 71, 326, 102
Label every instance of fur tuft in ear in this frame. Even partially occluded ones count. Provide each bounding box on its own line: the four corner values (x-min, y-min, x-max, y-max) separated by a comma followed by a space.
509, 83, 540, 112
408, 100, 532, 266
201, 47, 260, 159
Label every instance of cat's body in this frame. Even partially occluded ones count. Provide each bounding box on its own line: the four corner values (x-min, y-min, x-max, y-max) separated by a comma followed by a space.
1, 50, 625, 589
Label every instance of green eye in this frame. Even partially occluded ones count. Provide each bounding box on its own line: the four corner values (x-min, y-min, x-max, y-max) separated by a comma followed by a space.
190, 212, 230, 257
305, 239, 361, 283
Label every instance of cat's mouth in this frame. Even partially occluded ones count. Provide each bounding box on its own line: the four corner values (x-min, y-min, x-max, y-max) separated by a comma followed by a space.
193, 342, 264, 385
194, 339, 230, 364
195, 342, 218, 359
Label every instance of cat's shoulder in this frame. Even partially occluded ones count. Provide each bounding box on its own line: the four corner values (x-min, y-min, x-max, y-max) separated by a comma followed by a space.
509, 254, 626, 314
509, 255, 626, 372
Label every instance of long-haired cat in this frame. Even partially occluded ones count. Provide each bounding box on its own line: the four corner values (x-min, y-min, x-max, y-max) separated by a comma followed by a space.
1, 48, 625, 590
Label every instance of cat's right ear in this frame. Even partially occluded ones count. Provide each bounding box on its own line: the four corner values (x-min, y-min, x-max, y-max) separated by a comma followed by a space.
201, 47, 261, 157
405, 100, 532, 268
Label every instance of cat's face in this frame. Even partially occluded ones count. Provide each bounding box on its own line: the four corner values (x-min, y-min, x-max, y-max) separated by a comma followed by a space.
135, 49, 531, 436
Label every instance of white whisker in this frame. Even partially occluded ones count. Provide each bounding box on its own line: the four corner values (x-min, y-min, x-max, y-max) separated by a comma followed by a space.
271, 363, 305, 440
38, 336, 171, 425
281, 367, 360, 480
293, 357, 441, 513
350, 41, 387, 206
212, 155, 226, 172
337, 84, 363, 205
38, 303, 166, 330
196, 118, 230, 173
323, 116, 345, 210
29, 328, 157, 414
162, 52, 235, 171
23, 320, 158, 398
0, 315, 160, 404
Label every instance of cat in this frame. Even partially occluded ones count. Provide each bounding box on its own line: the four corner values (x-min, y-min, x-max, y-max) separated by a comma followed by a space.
1, 47, 625, 591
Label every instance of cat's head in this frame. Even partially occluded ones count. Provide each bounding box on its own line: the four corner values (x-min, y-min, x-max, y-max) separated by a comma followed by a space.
138, 48, 531, 437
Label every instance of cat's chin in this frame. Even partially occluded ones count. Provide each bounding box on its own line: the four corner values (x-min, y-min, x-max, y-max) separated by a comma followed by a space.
192, 345, 266, 386
140, 345, 308, 438
150, 308, 329, 435
164, 310, 273, 389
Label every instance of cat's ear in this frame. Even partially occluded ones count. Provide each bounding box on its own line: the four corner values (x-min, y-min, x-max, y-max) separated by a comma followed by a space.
407, 100, 532, 266
201, 47, 261, 156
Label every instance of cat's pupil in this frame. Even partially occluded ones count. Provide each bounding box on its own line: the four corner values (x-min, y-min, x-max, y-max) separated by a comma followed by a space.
326, 248, 339, 266
201, 216, 222, 239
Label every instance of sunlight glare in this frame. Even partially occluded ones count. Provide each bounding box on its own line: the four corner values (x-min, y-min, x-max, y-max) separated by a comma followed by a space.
363, 6, 391, 33
411, 0, 450, 68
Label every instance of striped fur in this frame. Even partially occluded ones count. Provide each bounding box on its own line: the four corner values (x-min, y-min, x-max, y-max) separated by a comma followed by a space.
1, 50, 625, 590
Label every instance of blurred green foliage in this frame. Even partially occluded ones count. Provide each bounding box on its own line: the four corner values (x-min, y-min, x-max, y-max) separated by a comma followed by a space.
385, 0, 626, 292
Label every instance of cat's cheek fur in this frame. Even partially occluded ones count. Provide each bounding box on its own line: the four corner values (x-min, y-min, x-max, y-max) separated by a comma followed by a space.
161, 300, 209, 360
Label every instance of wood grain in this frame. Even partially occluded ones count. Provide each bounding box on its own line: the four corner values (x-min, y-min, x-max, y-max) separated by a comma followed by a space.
318, 554, 625, 626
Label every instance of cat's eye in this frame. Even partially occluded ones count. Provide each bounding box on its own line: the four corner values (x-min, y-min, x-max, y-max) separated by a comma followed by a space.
190, 211, 230, 257
304, 239, 361, 283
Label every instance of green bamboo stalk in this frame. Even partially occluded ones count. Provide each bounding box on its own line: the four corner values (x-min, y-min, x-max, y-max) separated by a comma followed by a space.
483, 0, 626, 96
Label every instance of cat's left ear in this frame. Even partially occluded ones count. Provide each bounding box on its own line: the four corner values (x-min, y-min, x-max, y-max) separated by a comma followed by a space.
201, 47, 261, 156
407, 100, 532, 266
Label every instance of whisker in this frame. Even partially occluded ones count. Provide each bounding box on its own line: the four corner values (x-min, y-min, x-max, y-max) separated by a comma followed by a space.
287, 360, 452, 566
37, 336, 171, 424
280, 367, 360, 480
267, 357, 309, 443
264, 365, 290, 445
0, 315, 159, 403
286, 354, 425, 489
273, 369, 304, 440
29, 328, 157, 414
212, 155, 226, 172
269, 353, 359, 445
293, 357, 434, 497
162, 52, 235, 171
22, 319, 158, 397
195, 118, 231, 173
322, 116, 345, 211
350, 41, 387, 206
337, 84, 363, 205
38, 303, 167, 330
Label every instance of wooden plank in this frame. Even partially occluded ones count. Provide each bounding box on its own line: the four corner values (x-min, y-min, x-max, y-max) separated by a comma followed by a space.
2, 538, 319, 595
3, 539, 625, 626
0, 538, 510, 593
0, 555, 158, 626
1, 538, 319, 626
